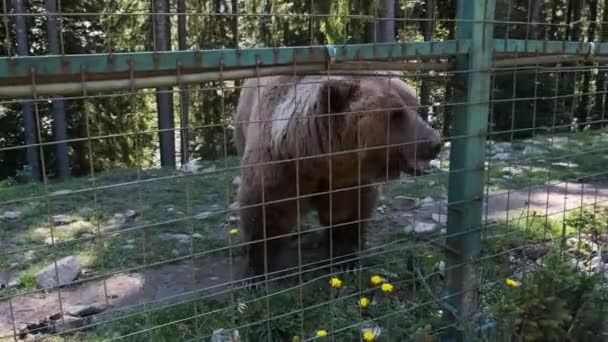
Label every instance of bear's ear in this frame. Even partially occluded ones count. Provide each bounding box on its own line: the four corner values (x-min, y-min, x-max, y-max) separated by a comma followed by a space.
319, 80, 360, 116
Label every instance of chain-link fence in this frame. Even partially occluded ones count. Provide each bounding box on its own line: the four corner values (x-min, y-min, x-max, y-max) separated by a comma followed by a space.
1, 0, 607, 341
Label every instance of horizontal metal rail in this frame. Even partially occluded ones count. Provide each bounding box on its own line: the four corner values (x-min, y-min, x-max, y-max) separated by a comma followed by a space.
1, 39, 607, 98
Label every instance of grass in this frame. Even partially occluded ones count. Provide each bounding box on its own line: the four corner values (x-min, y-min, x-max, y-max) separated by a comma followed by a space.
1, 130, 608, 341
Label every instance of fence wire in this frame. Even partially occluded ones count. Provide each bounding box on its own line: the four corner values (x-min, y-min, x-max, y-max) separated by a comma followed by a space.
1, 1, 608, 341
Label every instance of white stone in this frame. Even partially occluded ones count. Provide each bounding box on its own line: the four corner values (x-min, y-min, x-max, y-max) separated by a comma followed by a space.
392, 196, 420, 211
229, 201, 239, 211
1, 210, 21, 220
590, 256, 607, 272
35, 256, 82, 289
50, 189, 73, 196
493, 152, 511, 161
196, 211, 212, 220
432, 213, 448, 225
202, 165, 217, 173
66, 303, 107, 317
551, 162, 579, 168
421, 196, 434, 206
414, 222, 438, 234
523, 144, 545, 155
232, 176, 241, 186
159, 233, 191, 243
211, 328, 240, 342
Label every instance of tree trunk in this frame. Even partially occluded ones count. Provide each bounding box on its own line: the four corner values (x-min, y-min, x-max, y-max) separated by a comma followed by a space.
568, 0, 583, 123
12, 0, 40, 181
548, 0, 559, 39
419, 0, 433, 122
578, 0, 597, 124
379, 0, 395, 43
595, 0, 608, 125
177, 0, 189, 165
529, 0, 542, 40
45, 0, 69, 180
152, 0, 175, 168
441, 0, 456, 137
231, 0, 238, 47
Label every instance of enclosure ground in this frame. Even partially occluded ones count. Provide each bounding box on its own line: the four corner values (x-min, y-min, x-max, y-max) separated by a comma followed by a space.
1, 130, 608, 340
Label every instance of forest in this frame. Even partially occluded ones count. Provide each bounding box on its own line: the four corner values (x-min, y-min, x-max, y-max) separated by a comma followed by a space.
0, 0, 605, 182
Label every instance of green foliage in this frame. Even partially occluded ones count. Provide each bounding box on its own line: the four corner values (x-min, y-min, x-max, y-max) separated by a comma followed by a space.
491, 252, 608, 341
564, 206, 608, 238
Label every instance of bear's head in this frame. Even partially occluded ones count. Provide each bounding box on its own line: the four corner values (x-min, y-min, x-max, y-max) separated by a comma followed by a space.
319, 77, 442, 180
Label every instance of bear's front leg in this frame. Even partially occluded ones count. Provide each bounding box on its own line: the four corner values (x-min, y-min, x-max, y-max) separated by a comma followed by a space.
238, 177, 297, 287
315, 186, 378, 273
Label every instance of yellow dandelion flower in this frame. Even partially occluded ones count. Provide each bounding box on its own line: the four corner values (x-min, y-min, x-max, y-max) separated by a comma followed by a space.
370, 275, 382, 285
316, 329, 328, 337
363, 330, 375, 341
505, 278, 521, 287
229, 228, 239, 235
329, 277, 342, 288
358, 296, 370, 308
381, 283, 394, 293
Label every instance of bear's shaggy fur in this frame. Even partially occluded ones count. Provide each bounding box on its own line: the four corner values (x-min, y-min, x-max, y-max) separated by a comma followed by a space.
233, 75, 441, 280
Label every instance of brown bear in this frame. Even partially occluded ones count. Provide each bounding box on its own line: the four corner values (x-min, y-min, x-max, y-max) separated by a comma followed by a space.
233, 75, 441, 283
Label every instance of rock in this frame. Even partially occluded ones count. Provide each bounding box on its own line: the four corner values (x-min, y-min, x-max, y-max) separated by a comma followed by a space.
52, 215, 73, 225
24, 250, 36, 261
0, 270, 20, 289
414, 222, 438, 234
232, 176, 241, 186
522, 243, 550, 260
392, 196, 420, 211
403, 225, 414, 234
566, 237, 600, 256
414, 208, 434, 221
211, 328, 241, 342
65, 303, 107, 317
501, 166, 524, 175
392, 213, 413, 226
495, 142, 512, 153
55, 315, 88, 334
434, 260, 446, 277
181, 160, 202, 173
522, 144, 545, 156
192, 233, 203, 239
125, 210, 137, 220
202, 165, 217, 173
50, 189, 73, 196
2, 210, 21, 220
196, 212, 212, 220
228, 216, 238, 225
552, 162, 579, 168
493, 152, 510, 161
229, 201, 239, 211
158, 233, 191, 244
421, 196, 434, 206
431, 213, 447, 225
590, 256, 608, 273
35, 256, 82, 289
430, 159, 441, 169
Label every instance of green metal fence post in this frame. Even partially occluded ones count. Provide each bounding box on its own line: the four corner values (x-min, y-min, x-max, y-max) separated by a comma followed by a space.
443, 0, 495, 340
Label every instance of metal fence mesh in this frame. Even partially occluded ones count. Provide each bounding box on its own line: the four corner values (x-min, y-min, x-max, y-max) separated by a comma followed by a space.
1, 0, 608, 341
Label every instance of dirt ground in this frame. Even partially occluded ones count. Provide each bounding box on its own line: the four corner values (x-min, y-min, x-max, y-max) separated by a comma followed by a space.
2, 182, 607, 339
